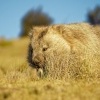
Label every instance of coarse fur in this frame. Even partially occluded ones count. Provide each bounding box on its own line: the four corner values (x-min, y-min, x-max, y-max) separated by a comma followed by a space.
28, 23, 100, 79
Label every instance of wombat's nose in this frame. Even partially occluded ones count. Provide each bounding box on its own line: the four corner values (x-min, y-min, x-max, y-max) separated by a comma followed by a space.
33, 56, 40, 64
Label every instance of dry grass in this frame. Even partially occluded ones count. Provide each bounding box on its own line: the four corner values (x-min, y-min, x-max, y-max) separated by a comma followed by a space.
0, 38, 100, 100
30, 23, 100, 80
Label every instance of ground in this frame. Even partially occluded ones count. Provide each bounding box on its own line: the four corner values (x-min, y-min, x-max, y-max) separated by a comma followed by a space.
0, 38, 100, 100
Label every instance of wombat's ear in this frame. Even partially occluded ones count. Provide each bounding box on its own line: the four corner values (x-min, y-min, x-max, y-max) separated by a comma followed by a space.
52, 25, 63, 33
38, 29, 47, 39
56, 25, 66, 34
28, 31, 33, 38
29, 27, 37, 38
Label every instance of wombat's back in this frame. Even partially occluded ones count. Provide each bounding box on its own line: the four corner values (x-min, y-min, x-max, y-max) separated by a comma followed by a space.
45, 23, 100, 79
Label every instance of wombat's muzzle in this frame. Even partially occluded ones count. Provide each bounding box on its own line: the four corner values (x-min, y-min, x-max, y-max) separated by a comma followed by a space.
27, 44, 40, 69
32, 56, 44, 68
27, 44, 46, 77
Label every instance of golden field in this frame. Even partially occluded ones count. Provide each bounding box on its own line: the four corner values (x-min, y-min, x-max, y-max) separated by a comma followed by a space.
0, 38, 100, 100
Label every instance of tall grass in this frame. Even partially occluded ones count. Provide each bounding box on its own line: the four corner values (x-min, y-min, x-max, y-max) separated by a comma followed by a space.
0, 38, 100, 100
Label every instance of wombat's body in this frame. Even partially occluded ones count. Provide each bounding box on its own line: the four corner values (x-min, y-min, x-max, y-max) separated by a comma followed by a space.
28, 23, 100, 79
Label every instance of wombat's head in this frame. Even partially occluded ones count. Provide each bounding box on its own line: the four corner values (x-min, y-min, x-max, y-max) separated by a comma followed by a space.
27, 26, 48, 70
27, 26, 70, 76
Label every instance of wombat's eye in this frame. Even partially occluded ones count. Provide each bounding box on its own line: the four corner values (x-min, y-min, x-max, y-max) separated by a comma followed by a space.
42, 47, 48, 51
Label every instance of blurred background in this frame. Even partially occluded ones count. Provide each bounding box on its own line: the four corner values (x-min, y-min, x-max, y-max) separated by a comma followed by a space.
0, 0, 100, 39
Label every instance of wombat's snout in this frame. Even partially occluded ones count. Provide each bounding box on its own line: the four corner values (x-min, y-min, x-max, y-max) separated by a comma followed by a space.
33, 56, 40, 64
32, 55, 44, 68
32, 56, 40, 67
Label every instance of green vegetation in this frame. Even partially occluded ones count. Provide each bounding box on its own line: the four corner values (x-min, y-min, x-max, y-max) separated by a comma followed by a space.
0, 38, 100, 100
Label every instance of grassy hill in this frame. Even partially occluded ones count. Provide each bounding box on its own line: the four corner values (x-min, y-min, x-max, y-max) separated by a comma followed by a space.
0, 38, 100, 100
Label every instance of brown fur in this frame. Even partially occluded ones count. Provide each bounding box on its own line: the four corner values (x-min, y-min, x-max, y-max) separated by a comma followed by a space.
28, 23, 100, 79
